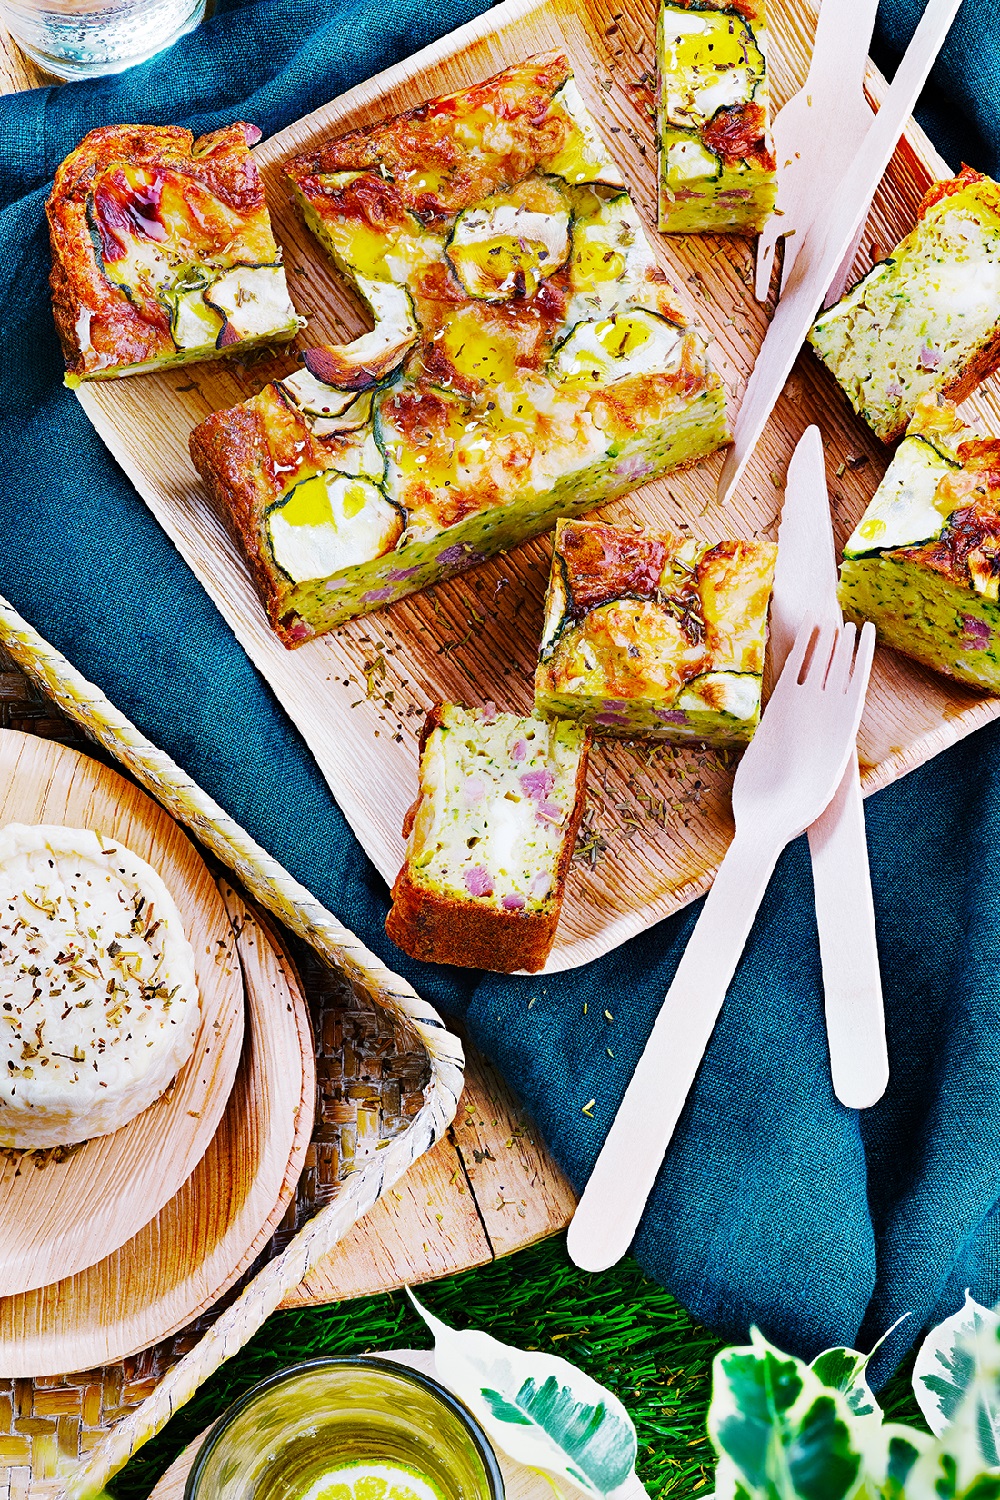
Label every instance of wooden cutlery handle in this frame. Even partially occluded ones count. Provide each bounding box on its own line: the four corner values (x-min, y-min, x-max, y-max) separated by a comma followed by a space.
567, 832, 779, 1273
807, 751, 888, 1109
807, 0, 880, 98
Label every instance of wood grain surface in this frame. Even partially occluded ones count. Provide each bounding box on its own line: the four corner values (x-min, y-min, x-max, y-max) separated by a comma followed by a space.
285, 1040, 576, 1308
70, 0, 1000, 977
0, 730, 245, 1300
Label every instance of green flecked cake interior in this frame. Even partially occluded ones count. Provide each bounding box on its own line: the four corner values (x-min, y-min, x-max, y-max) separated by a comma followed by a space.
840, 555, 1000, 691
535, 678, 763, 745
809, 175, 1000, 441
656, 0, 776, 235
837, 395, 1000, 692
407, 707, 588, 914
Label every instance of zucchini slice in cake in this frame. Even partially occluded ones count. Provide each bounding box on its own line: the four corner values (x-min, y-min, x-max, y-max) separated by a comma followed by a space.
47, 122, 303, 384
656, 0, 777, 234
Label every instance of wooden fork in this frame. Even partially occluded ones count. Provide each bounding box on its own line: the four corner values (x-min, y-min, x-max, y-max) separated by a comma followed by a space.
567, 619, 877, 1273
755, 0, 880, 303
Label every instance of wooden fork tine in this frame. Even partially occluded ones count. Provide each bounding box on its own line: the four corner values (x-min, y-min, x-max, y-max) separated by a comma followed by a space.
847, 621, 877, 699
808, 622, 842, 685
781, 615, 820, 686
826, 621, 858, 693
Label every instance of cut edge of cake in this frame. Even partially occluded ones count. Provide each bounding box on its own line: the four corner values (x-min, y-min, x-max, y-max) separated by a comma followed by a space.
808, 168, 1000, 443
839, 393, 1000, 692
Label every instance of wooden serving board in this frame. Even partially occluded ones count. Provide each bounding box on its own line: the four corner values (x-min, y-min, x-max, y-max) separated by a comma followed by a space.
73, 0, 1000, 976
0, 730, 245, 1299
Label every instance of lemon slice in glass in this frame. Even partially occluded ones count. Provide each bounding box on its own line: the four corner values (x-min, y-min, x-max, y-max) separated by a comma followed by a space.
299, 1462, 447, 1500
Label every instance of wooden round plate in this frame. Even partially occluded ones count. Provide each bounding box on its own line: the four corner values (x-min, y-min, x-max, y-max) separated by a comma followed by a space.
0, 881, 315, 1376
0, 730, 245, 1296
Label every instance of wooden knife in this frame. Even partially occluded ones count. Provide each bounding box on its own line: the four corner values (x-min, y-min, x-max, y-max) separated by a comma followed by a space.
771, 425, 888, 1108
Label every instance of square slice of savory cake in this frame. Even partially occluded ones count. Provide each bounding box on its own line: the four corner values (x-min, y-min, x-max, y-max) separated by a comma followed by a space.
47, 123, 303, 384
656, 0, 777, 234
809, 168, 1000, 443
839, 395, 1000, 691
188, 54, 731, 646
534, 518, 776, 742
385, 705, 590, 974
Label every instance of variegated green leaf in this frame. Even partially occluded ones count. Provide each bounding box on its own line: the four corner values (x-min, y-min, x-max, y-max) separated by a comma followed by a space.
906, 1302, 1000, 1497
811, 1349, 881, 1423
707, 1329, 873, 1500
406, 1290, 638, 1499
913, 1294, 1000, 1445
877, 1424, 932, 1500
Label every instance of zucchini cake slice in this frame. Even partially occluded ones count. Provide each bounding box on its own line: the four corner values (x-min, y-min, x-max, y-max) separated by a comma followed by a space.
535, 518, 776, 743
657, 0, 777, 234
48, 122, 303, 385
839, 394, 1000, 691
385, 704, 590, 974
189, 54, 730, 646
809, 168, 1000, 443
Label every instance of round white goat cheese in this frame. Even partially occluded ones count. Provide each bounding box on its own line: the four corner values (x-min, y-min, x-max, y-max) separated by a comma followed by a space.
0, 824, 200, 1149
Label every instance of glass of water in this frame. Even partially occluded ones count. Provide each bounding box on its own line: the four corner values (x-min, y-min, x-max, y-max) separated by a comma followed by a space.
186, 1357, 505, 1500
0, 0, 206, 78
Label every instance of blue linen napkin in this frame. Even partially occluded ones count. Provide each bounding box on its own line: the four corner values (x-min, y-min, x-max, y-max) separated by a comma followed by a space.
1, 0, 998, 1383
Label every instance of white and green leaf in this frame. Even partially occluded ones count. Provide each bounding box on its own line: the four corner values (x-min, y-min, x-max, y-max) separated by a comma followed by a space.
406, 1289, 638, 1500
707, 1328, 873, 1500
913, 1294, 1000, 1444
811, 1348, 881, 1424
873, 1424, 933, 1500
907, 1298, 1000, 1496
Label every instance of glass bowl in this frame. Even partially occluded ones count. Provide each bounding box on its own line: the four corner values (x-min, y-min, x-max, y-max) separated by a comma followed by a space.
185, 1355, 505, 1500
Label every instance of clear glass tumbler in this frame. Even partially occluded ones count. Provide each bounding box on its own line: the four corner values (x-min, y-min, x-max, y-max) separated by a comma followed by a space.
185, 1357, 506, 1500
0, 0, 205, 79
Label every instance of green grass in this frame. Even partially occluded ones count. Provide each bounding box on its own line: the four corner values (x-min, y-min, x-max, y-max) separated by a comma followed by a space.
108, 1234, 926, 1499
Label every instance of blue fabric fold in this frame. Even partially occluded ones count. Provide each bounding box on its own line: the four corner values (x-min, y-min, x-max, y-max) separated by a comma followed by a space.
1, 0, 997, 1382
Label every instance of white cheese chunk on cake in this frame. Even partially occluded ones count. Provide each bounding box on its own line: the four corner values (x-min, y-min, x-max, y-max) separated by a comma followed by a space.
385, 704, 590, 973
0, 825, 200, 1148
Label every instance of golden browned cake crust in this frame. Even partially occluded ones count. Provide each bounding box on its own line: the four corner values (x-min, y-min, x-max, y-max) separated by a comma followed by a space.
188, 396, 295, 637
48, 121, 299, 383
385, 868, 561, 974
285, 54, 575, 225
